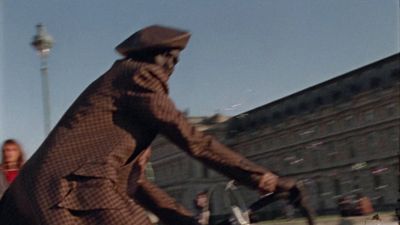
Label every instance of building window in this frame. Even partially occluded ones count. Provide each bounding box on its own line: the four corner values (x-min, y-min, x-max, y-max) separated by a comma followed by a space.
250, 144, 258, 155
373, 175, 381, 189
326, 121, 335, 133
386, 104, 397, 117
327, 143, 337, 161
384, 128, 400, 154
293, 150, 304, 169
262, 140, 271, 150
269, 156, 278, 171
272, 111, 282, 120
348, 141, 356, 158
334, 178, 341, 195
353, 175, 359, 190
299, 126, 316, 138
284, 155, 295, 169
298, 102, 308, 113
202, 166, 209, 178
344, 115, 354, 129
275, 136, 283, 147
319, 200, 325, 211
388, 127, 399, 143
314, 97, 324, 106
280, 135, 287, 144
390, 68, 400, 80
286, 133, 294, 143
316, 181, 325, 210
317, 180, 323, 196
369, 77, 381, 88
332, 91, 341, 101
285, 106, 295, 116
267, 138, 275, 148
350, 83, 361, 94
377, 196, 384, 206
312, 150, 320, 167
367, 132, 378, 153
364, 109, 374, 122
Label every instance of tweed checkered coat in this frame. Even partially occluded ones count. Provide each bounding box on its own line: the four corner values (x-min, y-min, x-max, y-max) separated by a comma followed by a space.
0, 59, 267, 225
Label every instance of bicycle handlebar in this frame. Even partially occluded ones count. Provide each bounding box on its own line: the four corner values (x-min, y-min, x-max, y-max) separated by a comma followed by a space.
224, 180, 315, 225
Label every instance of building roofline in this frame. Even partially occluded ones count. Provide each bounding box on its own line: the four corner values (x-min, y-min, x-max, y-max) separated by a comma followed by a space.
235, 53, 400, 117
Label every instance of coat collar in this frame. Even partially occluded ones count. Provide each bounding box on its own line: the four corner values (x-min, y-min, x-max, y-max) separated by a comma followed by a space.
124, 59, 170, 95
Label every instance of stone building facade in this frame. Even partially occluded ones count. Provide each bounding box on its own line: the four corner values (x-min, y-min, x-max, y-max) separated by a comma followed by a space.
151, 53, 399, 217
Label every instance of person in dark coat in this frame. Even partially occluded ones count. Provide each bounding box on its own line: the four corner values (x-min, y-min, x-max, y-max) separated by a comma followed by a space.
0, 25, 310, 225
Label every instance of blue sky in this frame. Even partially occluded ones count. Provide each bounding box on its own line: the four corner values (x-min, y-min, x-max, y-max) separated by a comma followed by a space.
1, 0, 399, 156
0, 1, 2, 141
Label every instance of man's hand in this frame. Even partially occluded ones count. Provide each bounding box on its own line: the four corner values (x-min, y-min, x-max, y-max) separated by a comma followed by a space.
258, 172, 279, 193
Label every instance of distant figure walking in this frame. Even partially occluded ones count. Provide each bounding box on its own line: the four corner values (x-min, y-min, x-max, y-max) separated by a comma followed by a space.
194, 191, 210, 225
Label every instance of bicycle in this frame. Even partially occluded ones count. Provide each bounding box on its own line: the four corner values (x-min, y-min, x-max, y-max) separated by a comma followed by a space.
215, 180, 316, 225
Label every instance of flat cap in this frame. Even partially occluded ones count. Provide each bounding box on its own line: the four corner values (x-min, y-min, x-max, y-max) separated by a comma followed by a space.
116, 25, 191, 56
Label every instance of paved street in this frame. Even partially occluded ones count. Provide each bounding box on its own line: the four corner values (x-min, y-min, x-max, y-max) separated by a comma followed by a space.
257, 213, 397, 225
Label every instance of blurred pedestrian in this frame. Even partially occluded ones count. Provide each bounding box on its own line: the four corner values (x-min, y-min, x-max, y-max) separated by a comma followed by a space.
136, 147, 194, 225
338, 196, 354, 217
355, 194, 374, 215
0, 139, 25, 198
194, 191, 210, 225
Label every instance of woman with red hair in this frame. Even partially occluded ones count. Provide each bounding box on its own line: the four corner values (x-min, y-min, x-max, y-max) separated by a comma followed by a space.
0, 139, 25, 198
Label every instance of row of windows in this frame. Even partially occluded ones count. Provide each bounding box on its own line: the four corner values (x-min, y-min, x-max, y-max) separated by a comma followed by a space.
230, 98, 398, 139
311, 169, 397, 208
229, 90, 399, 134
251, 127, 399, 173
326, 103, 397, 130
244, 124, 399, 157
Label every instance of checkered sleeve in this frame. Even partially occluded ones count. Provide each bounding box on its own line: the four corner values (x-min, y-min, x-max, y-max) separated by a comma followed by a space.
131, 93, 268, 188
135, 177, 200, 225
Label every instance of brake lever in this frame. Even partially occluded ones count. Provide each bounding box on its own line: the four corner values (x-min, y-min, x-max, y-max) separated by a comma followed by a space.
225, 180, 315, 225
247, 192, 277, 214
247, 191, 315, 225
